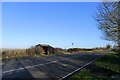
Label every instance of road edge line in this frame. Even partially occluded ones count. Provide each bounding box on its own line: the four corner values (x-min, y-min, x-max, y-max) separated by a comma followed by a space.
59, 55, 104, 80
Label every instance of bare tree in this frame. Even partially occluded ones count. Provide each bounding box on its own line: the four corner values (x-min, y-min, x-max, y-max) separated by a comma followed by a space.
96, 2, 120, 55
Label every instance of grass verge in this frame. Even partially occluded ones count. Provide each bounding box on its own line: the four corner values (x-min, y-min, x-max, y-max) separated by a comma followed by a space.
69, 52, 120, 80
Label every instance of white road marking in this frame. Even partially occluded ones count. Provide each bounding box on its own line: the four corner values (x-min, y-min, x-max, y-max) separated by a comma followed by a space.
59, 55, 104, 80
3, 60, 57, 74
25, 59, 31, 62
2, 63, 4, 65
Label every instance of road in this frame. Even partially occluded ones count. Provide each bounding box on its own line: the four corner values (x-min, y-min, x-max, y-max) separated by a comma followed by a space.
2, 52, 104, 79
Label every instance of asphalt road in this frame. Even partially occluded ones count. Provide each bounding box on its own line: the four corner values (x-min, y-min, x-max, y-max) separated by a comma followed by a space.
2, 52, 104, 79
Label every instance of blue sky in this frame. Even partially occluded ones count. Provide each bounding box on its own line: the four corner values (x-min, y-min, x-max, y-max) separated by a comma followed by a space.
2, 2, 113, 49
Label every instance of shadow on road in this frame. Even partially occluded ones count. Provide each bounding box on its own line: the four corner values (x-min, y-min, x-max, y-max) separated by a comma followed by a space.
2, 53, 103, 79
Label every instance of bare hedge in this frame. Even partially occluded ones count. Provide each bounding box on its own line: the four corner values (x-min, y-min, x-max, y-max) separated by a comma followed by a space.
2, 46, 45, 59
2, 49, 28, 59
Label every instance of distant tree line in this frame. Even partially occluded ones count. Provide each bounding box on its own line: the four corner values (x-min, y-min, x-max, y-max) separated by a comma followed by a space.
67, 47, 109, 53
67, 48, 93, 53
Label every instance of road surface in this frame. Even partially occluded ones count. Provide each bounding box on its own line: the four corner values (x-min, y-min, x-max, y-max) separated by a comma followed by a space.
2, 52, 104, 79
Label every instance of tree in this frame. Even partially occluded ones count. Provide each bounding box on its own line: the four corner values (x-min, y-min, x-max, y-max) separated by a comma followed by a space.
106, 44, 111, 49
96, 2, 120, 55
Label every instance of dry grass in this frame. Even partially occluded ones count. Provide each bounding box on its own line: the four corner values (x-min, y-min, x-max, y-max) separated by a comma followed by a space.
1, 47, 49, 60
2, 48, 29, 60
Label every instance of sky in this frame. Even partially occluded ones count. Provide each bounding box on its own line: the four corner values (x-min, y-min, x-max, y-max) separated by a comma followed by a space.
0, 2, 2, 49
2, 2, 113, 49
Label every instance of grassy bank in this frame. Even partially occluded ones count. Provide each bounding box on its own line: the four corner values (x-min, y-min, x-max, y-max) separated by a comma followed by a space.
69, 52, 120, 79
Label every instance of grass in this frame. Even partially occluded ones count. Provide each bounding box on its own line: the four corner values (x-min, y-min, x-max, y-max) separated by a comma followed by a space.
69, 52, 120, 80
95, 52, 120, 73
70, 68, 112, 80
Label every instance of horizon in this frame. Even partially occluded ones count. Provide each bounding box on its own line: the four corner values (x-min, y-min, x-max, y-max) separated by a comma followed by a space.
2, 2, 114, 49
